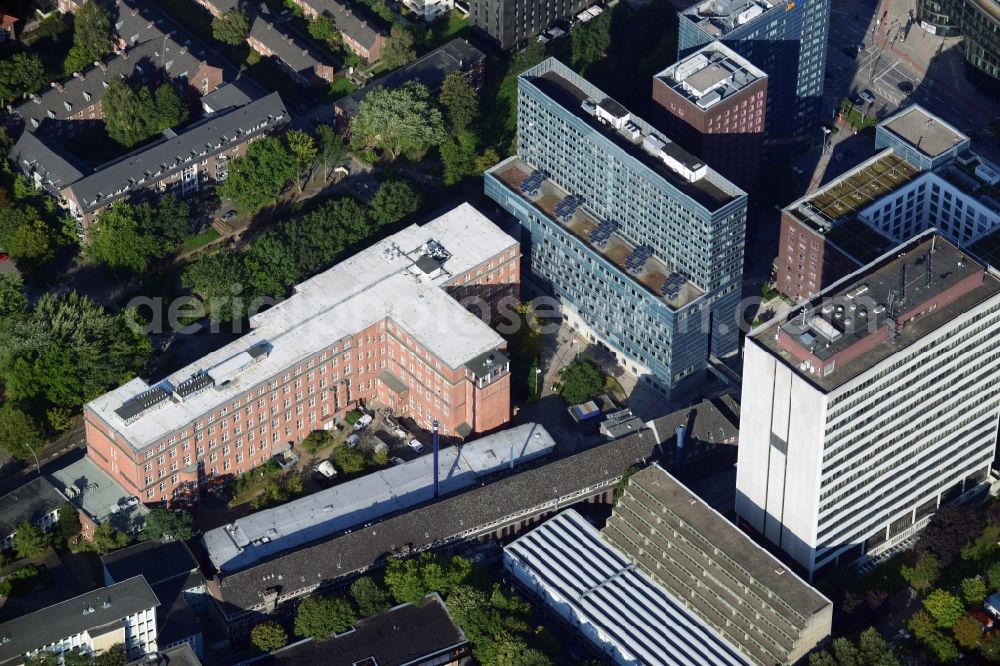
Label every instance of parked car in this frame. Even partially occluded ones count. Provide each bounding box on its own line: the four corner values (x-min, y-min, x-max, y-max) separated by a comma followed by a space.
0, 253, 8, 262
897, 80, 914, 93
353, 414, 373, 430
345, 434, 361, 448
408, 439, 424, 453
314, 460, 337, 479
859, 89, 876, 104
971, 609, 995, 630
391, 457, 406, 466
221, 210, 236, 222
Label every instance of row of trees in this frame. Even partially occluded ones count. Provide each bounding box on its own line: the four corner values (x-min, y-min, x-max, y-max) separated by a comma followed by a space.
0, 274, 151, 456
183, 175, 419, 322
25, 644, 126, 666
249, 553, 553, 664
64, 0, 113, 75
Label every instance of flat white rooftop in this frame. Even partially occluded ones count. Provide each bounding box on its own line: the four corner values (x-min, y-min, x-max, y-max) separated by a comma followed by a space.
87, 203, 517, 451
204, 423, 555, 571
657, 42, 766, 109
504, 509, 751, 665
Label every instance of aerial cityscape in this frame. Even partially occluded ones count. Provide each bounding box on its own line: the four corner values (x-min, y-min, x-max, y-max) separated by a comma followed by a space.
0, 0, 997, 663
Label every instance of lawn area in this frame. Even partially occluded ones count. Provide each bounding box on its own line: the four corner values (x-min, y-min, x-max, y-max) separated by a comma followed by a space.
424, 10, 469, 48
327, 76, 359, 102
839, 99, 879, 130
179, 228, 222, 254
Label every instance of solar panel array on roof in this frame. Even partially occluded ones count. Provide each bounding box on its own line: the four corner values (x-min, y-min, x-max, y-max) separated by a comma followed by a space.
520, 170, 545, 194
114, 386, 170, 423
625, 246, 654, 273
588, 219, 618, 247
554, 194, 581, 220
660, 272, 688, 299
173, 373, 214, 400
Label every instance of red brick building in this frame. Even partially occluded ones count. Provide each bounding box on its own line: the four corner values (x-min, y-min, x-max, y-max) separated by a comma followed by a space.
291, 0, 386, 62
652, 42, 767, 202
84, 204, 519, 505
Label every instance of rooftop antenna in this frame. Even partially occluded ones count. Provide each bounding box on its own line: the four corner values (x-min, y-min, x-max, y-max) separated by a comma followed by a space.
925, 246, 933, 288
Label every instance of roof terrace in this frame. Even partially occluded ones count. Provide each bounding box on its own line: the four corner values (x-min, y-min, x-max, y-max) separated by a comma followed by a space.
754, 232, 1000, 391
784, 152, 919, 232
656, 42, 766, 110
524, 66, 743, 212
681, 0, 782, 38
491, 156, 703, 309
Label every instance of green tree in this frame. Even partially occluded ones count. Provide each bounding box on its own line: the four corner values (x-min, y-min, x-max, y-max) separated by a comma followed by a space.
14, 522, 50, 559
961, 576, 988, 606
908, 610, 938, 642
0, 292, 152, 410
91, 522, 130, 554
351, 82, 446, 160
308, 13, 341, 48
922, 631, 959, 663
829, 638, 860, 666
313, 124, 346, 183
474, 148, 501, 173
250, 621, 287, 652
0, 408, 44, 461
23, 652, 57, 666
286, 129, 318, 192
440, 131, 477, 185
900, 551, 939, 593
103, 79, 188, 148
953, 614, 983, 650
0, 273, 27, 318
139, 508, 197, 541
923, 588, 965, 629
58, 503, 82, 541
138, 194, 191, 253
0, 53, 46, 105
350, 577, 391, 617
85, 204, 158, 273
439, 72, 479, 133
989, 562, 1000, 592
94, 644, 127, 666
557, 357, 605, 404
570, 11, 611, 71
332, 444, 368, 474
808, 652, 838, 666
212, 9, 249, 45
370, 178, 421, 226
476, 630, 552, 666
64, 0, 112, 74
47, 407, 74, 434
962, 525, 999, 562
982, 630, 1000, 662
62, 650, 92, 666
385, 553, 471, 605
294, 595, 357, 639
218, 136, 297, 213
856, 628, 899, 666
382, 24, 416, 69
0, 205, 57, 265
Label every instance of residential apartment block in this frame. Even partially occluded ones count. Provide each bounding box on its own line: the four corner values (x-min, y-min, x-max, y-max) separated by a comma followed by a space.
776, 107, 1000, 302
0, 577, 159, 664
604, 464, 833, 665
291, 0, 386, 62
247, 5, 335, 86
652, 41, 768, 202
470, 0, 596, 49
11, 90, 287, 232
334, 39, 485, 127
84, 204, 518, 505
485, 58, 747, 398
738, 232, 1000, 577
0, 478, 66, 552
11, 37, 223, 138
678, 0, 831, 155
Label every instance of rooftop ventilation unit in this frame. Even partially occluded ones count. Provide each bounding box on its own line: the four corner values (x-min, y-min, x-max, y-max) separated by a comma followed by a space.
115, 385, 170, 424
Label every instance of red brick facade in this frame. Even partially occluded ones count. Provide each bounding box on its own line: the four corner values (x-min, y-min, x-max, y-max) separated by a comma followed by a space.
84, 243, 520, 505
775, 214, 862, 302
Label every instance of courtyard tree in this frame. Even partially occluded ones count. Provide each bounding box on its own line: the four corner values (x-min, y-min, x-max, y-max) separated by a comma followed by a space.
14, 522, 49, 559
350, 82, 446, 160
294, 595, 357, 639
382, 24, 416, 69
370, 178, 421, 226
250, 622, 287, 652
557, 357, 605, 404
64, 0, 113, 74
439, 72, 479, 133
218, 136, 297, 213
212, 9, 249, 45
350, 577, 390, 617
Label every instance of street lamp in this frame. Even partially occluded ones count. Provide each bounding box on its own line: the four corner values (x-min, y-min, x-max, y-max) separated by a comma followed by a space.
23, 441, 40, 476
532, 366, 542, 397
821, 126, 832, 153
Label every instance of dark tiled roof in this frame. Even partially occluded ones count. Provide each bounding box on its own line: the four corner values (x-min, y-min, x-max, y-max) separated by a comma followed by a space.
649, 394, 740, 446
14, 37, 211, 130
201, 81, 254, 113
249, 7, 331, 78
0, 477, 66, 540
111, 0, 168, 46
102, 539, 200, 587
336, 39, 484, 117
10, 127, 89, 194
66, 91, 288, 212
214, 429, 659, 612
0, 576, 159, 662
303, 0, 385, 49
127, 643, 202, 666
259, 594, 466, 666
154, 574, 205, 645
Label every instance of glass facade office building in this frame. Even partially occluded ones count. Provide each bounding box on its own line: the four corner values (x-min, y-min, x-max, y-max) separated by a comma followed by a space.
677, 0, 831, 155
917, 0, 1000, 94
485, 58, 747, 398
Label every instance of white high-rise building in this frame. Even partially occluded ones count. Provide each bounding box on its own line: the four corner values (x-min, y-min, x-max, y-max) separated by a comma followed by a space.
737, 231, 1000, 578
